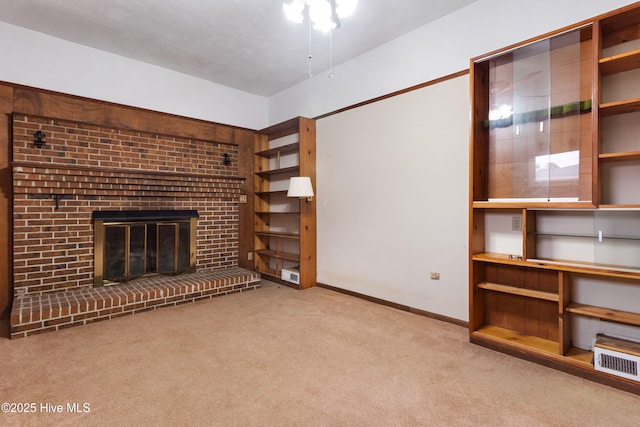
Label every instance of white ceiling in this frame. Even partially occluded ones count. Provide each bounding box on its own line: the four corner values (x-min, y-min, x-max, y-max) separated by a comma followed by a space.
0, 0, 477, 96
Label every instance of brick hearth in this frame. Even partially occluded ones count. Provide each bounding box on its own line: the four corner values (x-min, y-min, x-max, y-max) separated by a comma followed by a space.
10, 267, 260, 338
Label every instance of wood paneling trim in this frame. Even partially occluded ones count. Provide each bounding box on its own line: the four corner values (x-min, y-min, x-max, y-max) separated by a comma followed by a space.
0, 85, 13, 319
298, 117, 316, 289
1, 80, 257, 133
314, 69, 469, 121
12, 111, 240, 147
235, 128, 255, 270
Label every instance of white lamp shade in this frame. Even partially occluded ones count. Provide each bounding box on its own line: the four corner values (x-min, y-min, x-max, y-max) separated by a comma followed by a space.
287, 177, 314, 198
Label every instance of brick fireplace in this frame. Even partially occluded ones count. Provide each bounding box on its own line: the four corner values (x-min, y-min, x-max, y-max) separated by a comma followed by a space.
9, 113, 260, 337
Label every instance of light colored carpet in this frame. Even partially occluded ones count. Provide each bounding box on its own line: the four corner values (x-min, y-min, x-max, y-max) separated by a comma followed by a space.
1, 281, 639, 426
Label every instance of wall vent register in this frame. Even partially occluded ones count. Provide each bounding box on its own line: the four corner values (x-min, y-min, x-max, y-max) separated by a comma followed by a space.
594, 335, 640, 382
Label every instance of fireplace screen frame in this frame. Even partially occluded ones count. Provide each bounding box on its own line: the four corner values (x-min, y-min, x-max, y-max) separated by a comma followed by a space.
93, 210, 198, 287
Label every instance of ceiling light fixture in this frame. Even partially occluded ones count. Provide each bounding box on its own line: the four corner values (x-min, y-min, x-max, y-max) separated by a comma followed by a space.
283, 0, 357, 32
283, 0, 358, 78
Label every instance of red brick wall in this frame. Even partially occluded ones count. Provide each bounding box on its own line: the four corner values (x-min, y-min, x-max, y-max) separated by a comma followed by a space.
12, 113, 243, 296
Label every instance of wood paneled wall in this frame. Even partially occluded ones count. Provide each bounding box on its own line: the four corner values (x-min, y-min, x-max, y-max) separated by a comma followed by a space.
0, 86, 13, 320
0, 81, 256, 319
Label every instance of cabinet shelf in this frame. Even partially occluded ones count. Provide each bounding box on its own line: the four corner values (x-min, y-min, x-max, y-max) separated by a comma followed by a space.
527, 258, 640, 277
472, 201, 595, 209
530, 231, 594, 238
477, 282, 559, 302
255, 249, 300, 262
532, 231, 640, 240
566, 303, 640, 326
256, 267, 280, 278
472, 325, 559, 355
472, 253, 528, 265
565, 347, 595, 366
255, 165, 299, 178
600, 97, 640, 117
255, 211, 300, 215
255, 190, 288, 197
474, 253, 640, 279
255, 142, 299, 158
598, 204, 640, 209
472, 327, 595, 368
600, 48, 640, 75
255, 231, 300, 239
475, 326, 598, 366
599, 151, 640, 161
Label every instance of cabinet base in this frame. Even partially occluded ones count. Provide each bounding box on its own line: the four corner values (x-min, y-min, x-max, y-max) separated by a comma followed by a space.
470, 332, 640, 395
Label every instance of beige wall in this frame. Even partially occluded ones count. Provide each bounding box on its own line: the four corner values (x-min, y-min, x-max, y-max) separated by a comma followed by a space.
316, 74, 470, 321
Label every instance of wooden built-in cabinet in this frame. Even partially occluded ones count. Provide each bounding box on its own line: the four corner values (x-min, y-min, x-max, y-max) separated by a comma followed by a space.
470, 3, 640, 394
253, 117, 316, 289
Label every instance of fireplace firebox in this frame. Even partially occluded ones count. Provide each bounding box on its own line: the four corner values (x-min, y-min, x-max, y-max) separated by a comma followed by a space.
93, 210, 198, 286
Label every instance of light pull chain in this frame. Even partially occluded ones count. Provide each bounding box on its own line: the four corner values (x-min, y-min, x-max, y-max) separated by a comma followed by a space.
328, 28, 334, 78
307, 17, 313, 77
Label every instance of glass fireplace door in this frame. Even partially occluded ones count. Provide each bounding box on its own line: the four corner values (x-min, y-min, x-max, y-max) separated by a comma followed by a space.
100, 220, 193, 284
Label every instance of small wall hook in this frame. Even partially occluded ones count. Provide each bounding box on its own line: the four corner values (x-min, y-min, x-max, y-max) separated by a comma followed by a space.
51, 194, 62, 210
51, 194, 70, 210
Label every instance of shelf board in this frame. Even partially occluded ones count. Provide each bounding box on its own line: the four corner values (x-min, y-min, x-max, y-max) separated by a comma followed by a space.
599, 151, 640, 161
254, 211, 300, 215
533, 231, 640, 240
600, 49, 640, 75
256, 266, 279, 278
255, 190, 288, 196
254, 231, 300, 239
472, 253, 528, 265
255, 165, 299, 178
598, 204, 640, 209
473, 327, 596, 368
477, 282, 559, 302
473, 202, 526, 209
567, 303, 640, 326
564, 347, 594, 366
255, 142, 299, 158
473, 325, 559, 355
527, 258, 640, 277
600, 98, 640, 117
531, 231, 594, 238
473, 253, 640, 279
472, 201, 595, 209
255, 249, 300, 262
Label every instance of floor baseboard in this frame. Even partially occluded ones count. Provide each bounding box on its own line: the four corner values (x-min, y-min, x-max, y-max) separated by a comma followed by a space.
316, 282, 468, 328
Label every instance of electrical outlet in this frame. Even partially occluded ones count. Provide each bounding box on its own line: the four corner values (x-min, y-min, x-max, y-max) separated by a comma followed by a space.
430, 272, 440, 280
512, 216, 522, 231
247, 252, 253, 261
239, 194, 247, 203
